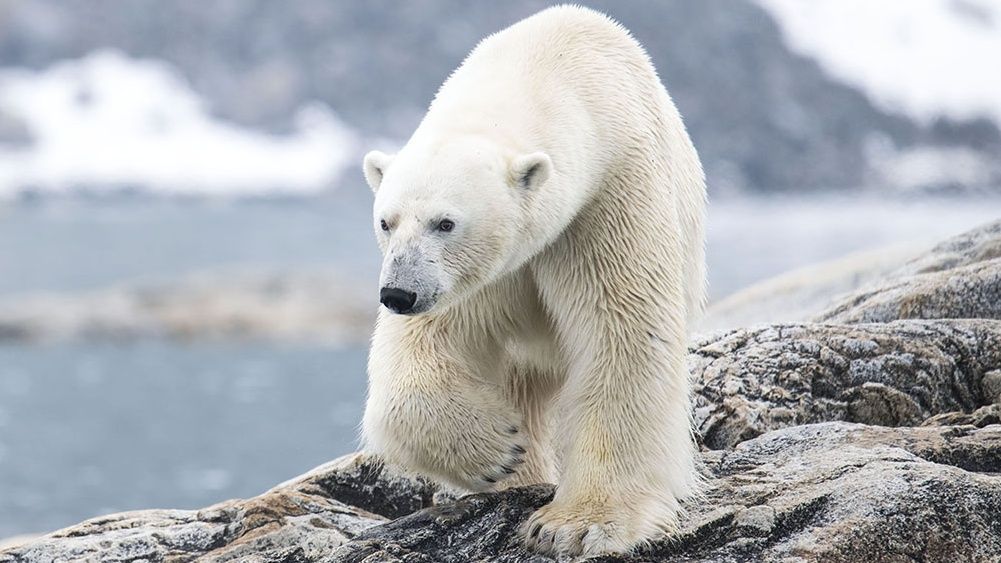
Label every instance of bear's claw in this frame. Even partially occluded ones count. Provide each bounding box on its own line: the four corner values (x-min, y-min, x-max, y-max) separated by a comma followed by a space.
523, 500, 652, 557
478, 442, 526, 486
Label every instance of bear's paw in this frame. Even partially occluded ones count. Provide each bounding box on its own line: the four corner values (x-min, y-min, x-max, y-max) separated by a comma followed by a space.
523, 495, 678, 557
453, 424, 528, 491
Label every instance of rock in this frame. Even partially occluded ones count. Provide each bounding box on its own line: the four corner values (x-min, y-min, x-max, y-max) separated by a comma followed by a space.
700, 243, 921, 331
330, 485, 553, 563
0, 454, 436, 563
691, 319, 1001, 449
816, 259, 1001, 324
677, 423, 1001, 562
330, 423, 1001, 562
7, 424, 999, 562
0, 537, 37, 551
891, 219, 1001, 277
923, 404, 1001, 428
817, 220, 1001, 323
982, 369, 1001, 404
702, 219, 1001, 332
731, 505, 776, 535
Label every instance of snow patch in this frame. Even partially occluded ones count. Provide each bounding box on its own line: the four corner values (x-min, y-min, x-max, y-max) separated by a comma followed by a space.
757, 0, 1001, 124
0, 50, 357, 197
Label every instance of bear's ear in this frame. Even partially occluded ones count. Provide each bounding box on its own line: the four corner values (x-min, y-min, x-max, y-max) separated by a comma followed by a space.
510, 152, 552, 190
363, 150, 395, 193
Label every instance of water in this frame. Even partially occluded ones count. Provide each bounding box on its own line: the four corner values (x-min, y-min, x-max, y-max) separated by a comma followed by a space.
0, 192, 381, 296
0, 192, 1000, 537
0, 341, 367, 537
3, 193, 999, 299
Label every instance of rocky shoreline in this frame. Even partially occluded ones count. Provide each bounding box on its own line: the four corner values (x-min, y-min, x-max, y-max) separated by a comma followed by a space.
0, 270, 373, 345
2, 220, 999, 562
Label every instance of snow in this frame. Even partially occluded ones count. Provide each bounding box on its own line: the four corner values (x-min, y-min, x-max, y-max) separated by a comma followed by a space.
0, 50, 357, 197
756, 0, 1001, 124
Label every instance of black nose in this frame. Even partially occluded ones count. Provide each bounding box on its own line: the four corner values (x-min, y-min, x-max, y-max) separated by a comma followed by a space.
380, 287, 417, 313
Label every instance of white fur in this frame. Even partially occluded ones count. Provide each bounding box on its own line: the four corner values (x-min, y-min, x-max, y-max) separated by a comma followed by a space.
362, 5, 707, 557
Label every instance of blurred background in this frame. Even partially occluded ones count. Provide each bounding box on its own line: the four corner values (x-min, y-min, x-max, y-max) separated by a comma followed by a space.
1, 0, 1000, 538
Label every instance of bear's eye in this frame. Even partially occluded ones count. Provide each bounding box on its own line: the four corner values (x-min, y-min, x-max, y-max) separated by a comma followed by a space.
379, 219, 390, 232
437, 219, 455, 232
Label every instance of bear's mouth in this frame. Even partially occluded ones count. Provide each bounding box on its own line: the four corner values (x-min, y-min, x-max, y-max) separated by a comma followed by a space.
403, 290, 439, 315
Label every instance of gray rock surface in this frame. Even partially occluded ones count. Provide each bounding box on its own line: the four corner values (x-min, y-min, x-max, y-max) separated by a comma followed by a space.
699, 243, 921, 331
818, 220, 1001, 323
330, 423, 1001, 563
0, 454, 433, 563
922, 403, 1001, 428
816, 259, 1001, 324
3, 221, 1000, 562
691, 319, 1001, 449
892, 219, 1001, 277
704, 219, 1001, 331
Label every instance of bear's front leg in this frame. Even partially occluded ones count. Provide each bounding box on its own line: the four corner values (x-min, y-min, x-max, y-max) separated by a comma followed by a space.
527, 230, 702, 556
522, 338, 699, 556
363, 315, 530, 491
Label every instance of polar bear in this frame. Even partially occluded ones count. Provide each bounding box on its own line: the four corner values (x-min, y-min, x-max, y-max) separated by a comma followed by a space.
360, 5, 706, 557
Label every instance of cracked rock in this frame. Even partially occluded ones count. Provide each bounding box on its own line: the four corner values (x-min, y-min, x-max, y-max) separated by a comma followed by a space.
691, 319, 1001, 449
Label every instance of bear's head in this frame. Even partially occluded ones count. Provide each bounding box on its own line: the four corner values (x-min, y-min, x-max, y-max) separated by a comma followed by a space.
363, 137, 551, 315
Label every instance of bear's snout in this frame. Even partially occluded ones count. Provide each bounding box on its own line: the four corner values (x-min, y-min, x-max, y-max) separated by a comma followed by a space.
380, 287, 418, 314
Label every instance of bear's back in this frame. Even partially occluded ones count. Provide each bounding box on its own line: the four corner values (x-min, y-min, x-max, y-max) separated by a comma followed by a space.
461, 5, 652, 90
427, 6, 669, 151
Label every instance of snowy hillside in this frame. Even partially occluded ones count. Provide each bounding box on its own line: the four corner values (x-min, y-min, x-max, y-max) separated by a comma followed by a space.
757, 0, 1001, 193
0, 51, 356, 197
757, 0, 1001, 123
0, 0, 998, 196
